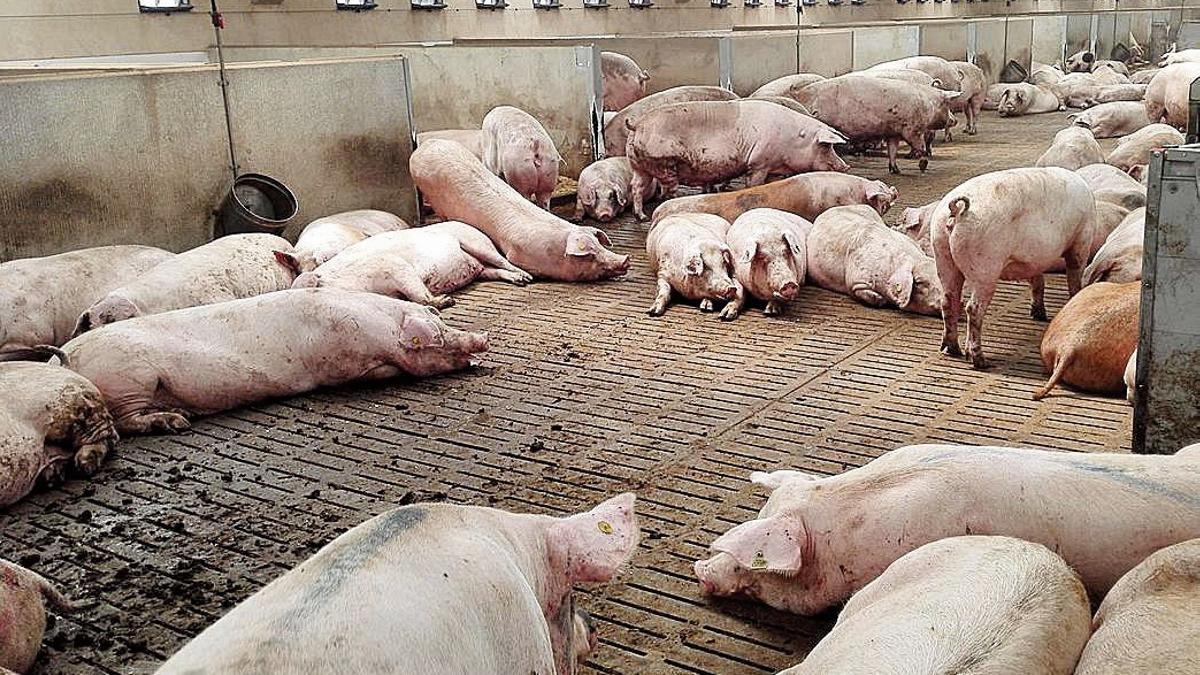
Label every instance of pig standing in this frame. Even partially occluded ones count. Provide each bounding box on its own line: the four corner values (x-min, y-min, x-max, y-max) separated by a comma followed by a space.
1075, 538, 1200, 675
1034, 281, 1140, 400
574, 157, 656, 222
61, 289, 488, 435
807, 205, 942, 316
0, 246, 173, 360
410, 140, 629, 281
778, 536, 1091, 675
1144, 63, 1200, 127
601, 51, 649, 112
749, 73, 825, 100
0, 559, 78, 674
1036, 125, 1104, 170
1070, 101, 1152, 138
856, 69, 939, 88
626, 100, 849, 220
416, 130, 484, 160
997, 83, 1063, 116
1105, 123, 1184, 171
0, 359, 117, 506
157, 494, 639, 675
645, 214, 740, 320
723, 209, 812, 318
1084, 208, 1146, 285
74, 233, 300, 334
291, 221, 532, 307
795, 77, 958, 174
947, 61, 986, 138
930, 167, 1099, 369
694, 443, 1200, 616
482, 106, 562, 210
604, 86, 739, 157
867, 56, 963, 91
652, 173, 897, 225
292, 209, 409, 272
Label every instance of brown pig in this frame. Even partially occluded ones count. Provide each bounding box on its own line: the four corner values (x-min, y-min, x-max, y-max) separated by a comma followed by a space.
652, 172, 897, 225
1034, 281, 1140, 399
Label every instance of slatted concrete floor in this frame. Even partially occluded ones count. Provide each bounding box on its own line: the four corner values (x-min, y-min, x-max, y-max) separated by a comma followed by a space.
1, 109, 1133, 675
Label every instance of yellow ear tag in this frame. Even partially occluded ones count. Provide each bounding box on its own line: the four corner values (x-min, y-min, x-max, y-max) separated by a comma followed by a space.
751, 550, 768, 570
411, 336, 423, 348
597, 521, 614, 535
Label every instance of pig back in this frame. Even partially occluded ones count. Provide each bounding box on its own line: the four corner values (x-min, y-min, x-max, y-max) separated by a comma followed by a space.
604, 86, 739, 156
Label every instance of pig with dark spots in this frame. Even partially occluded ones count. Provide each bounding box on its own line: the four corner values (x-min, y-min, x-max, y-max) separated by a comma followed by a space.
626, 99, 848, 220
292, 209, 409, 273
574, 157, 657, 223
482, 105, 562, 210
411, 140, 629, 282
1075, 538, 1200, 675
779, 537, 1092, 675
1085, 208, 1145, 285
749, 73, 825, 100
1105, 123, 1184, 171
795, 77, 958, 174
1035, 281, 1139, 400
1035, 125, 1104, 170
930, 167, 1099, 369
0, 245, 173, 360
807, 205, 942, 316
292, 221, 532, 307
416, 129, 484, 160
604, 85, 739, 157
1070, 101, 1153, 139
74, 233, 300, 335
646, 214, 741, 320
866, 56, 963, 91
997, 83, 1063, 116
0, 359, 117, 506
0, 559, 79, 674
61, 289, 487, 435
601, 51, 649, 111
652, 172, 896, 225
694, 444, 1200, 616
1077, 163, 1147, 210
722, 209, 812, 319
156, 494, 639, 675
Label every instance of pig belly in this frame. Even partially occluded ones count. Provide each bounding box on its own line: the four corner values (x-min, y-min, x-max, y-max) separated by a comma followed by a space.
414, 251, 485, 295
0, 416, 53, 507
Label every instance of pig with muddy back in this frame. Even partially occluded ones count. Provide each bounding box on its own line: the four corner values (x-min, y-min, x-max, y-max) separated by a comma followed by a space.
601, 51, 649, 112
411, 140, 629, 282
157, 494, 640, 674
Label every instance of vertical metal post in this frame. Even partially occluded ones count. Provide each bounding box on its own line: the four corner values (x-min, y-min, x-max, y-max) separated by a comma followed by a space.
211, 0, 239, 179
583, 45, 604, 161
718, 37, 733, 92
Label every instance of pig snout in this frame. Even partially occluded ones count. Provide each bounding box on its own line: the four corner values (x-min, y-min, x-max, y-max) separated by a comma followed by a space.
774, 281, 799, 301
830, 155, 851, 173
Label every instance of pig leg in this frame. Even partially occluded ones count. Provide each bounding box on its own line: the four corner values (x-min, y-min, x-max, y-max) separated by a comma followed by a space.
74, 442, 110, 475
939, 263, 966, 358
631, 170, 657, 221
385, 267, 454, 310
718, 281, 745, 321
573, 197, 585, 222
963, 278, 997, 370
745, 169, 770, 188
764, 299, 785, 316
886, 138, 902, 175
478, 267, 533, 286
647, 275, 673, 316
457, 241, 534, 285
118, 411, 191, 435
902, 131, 930, 172
1029, 276, 1048, 321
1064, 245, 1087, 297
699, 299, 715, 312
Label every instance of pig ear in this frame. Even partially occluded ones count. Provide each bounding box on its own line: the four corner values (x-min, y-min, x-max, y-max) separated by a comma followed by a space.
400, 311, 445, 349
816, 128, 846, 146
273, 250, 302, 276
941, 90, 963, 101
782, 230, 804, 255
711, 515, 804, 574
549, 492, 640, 584
866, 183, 896, 213
580, 188, 596, 207
684, 255, 704, 276
900, 207, 921, 231
749, 469, 818, 492
738, 241, 758, 264
886, 262, 915, 308
722, 246, 734, 270
586, 226, 613, 247
565, 230, 600, 257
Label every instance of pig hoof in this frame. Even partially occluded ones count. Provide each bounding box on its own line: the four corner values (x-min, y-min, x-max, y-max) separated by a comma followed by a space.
764, 301, 782, 316
699, 299, 715, 312
718, 306, 739, 321
432, 296, 456, 310
971, 354, 992, 370
74, 444, 110, 475
941, 342, 963, 358
136, 412, 191, 435
918, 158, 929, 172
889, 165, 901, 175
41, 461, 69, 487
1030, 306, 1049, 321
647, 305, 666, 317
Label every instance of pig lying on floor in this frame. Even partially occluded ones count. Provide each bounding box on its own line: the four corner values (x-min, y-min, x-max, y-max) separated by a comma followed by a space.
695, 443, 1200, 616
0, 558, 80, 674
60, 289, 488, 435
0, 359, 118, 507
156, 494, 639, 675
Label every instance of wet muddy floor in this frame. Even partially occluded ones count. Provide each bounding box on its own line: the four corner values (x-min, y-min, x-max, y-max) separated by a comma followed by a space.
1, 109, 1132, 674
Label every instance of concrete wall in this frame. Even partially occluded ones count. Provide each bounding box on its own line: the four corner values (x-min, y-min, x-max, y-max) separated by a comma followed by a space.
399, 45, 597, 177
921, 23, 970, 62
853, 25, 920, 70
0, 57, 417, 260
1032, 14, 1068, 65
729, 31, 797, 97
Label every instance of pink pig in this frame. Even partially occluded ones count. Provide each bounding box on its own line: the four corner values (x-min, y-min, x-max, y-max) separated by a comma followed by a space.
482, 106, 562, 210
722, 209, 812, 319
601, 51, 649, 112
157, 494, 639, 675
